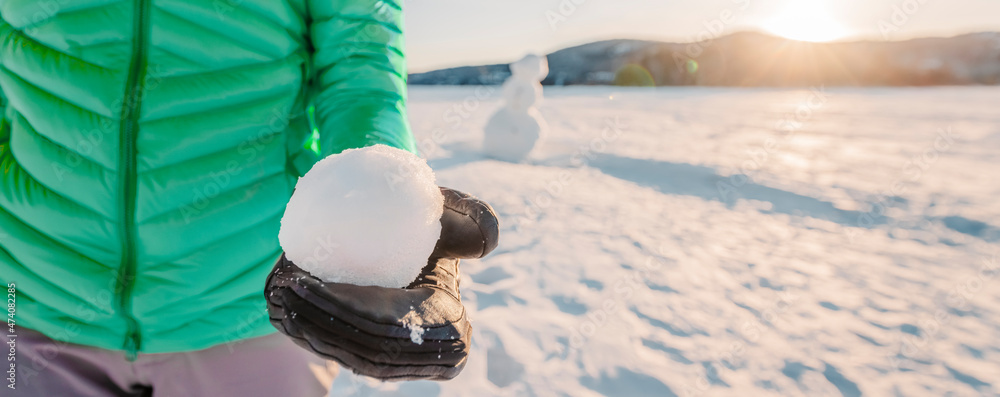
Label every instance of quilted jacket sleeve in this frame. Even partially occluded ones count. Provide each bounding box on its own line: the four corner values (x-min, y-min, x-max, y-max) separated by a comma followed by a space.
0, 64, 7, 143
308, 0, 417, 157
0, 14, 8, 143
0, 20, 7, 143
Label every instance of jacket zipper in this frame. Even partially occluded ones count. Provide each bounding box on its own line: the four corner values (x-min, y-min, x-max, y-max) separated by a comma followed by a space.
116, 0, 149, 361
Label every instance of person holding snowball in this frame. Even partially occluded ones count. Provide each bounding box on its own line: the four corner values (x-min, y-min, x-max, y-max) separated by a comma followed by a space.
0, 1, 497, 395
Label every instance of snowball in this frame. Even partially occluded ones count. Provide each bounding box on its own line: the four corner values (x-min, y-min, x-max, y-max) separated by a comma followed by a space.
483, 107, 547, 162
279, 145, 443, 288
503, 79, 544, 113
510, 54, 549, 81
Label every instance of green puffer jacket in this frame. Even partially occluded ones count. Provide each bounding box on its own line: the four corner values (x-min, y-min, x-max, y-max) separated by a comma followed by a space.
0, 0, 416, 356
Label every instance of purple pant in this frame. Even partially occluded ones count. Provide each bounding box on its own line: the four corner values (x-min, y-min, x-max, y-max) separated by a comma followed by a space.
4, 327, 336, 396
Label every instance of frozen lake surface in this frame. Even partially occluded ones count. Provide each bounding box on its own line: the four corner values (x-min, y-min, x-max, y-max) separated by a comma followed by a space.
331, 86, 1000, 397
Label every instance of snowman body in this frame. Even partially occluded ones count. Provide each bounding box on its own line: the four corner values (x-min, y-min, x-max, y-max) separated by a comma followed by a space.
483, 55, 549, 162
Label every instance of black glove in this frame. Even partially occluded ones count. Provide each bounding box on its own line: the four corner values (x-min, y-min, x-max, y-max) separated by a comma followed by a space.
265, 187, 500, 381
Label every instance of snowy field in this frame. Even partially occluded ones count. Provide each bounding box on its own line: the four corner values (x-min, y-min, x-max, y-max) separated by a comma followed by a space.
330, 86, 1000, 397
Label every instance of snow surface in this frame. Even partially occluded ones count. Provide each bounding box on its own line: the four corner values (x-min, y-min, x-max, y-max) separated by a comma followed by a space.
330, 86, 1000, 396
279, 145, 443, 288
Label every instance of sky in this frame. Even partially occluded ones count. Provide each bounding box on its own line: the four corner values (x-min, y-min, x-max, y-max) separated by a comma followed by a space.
404, 0, 1000, 72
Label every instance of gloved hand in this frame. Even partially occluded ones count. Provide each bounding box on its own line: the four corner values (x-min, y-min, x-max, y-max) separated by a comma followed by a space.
265, 187, 500, 381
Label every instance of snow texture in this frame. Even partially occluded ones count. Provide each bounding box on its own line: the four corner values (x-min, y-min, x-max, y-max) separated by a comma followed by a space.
483, 55, 549, 162
401, 309, 427, 345
330, 86, 1000, 396
279, 145, 443, 288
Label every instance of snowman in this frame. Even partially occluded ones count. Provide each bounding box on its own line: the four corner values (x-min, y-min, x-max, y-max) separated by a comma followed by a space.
483, 54, 549, 162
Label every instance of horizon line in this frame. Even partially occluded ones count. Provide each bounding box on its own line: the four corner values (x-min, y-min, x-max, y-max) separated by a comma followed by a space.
409, 29, 999, 74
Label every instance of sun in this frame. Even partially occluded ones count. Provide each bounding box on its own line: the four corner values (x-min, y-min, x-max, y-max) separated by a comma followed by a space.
764, 1, 847, 42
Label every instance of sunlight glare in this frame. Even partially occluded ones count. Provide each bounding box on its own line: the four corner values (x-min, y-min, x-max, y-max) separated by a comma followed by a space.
765, 1, 848, 42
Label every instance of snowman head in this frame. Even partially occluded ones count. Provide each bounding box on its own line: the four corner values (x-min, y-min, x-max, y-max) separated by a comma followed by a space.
510, 54, 549, 82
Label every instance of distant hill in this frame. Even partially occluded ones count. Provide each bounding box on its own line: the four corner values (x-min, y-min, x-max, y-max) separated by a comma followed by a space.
408, 32, 1000, 87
